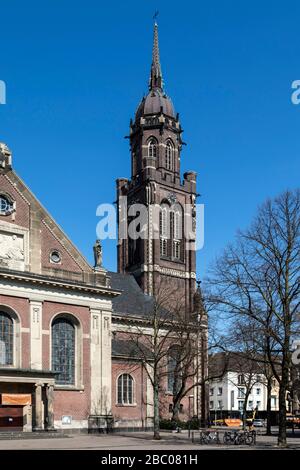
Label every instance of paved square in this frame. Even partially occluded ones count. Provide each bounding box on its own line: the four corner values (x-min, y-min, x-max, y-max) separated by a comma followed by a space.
0, 431, 299, 450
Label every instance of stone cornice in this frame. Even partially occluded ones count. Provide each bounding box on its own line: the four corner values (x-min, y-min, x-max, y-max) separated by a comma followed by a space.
0, 269, 120, 297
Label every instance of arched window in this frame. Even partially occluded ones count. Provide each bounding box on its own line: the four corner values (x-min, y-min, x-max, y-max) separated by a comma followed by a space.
165, 141, 173, 170
172, 204, 183, 260
167, 346, 181, 394
160, 203, 170, 257
159, 201, 183, 261
117, 374, 134, 405
0, 193, 14, 216
0, 311, 13, 366
148, 138, 157, 158
52, 318, 75, 385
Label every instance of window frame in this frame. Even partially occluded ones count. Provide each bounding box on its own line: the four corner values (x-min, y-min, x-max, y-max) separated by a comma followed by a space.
165, 140, 173, 170
167, 346, 182, 394
159, 201, 184, 262
50, 313, 83, 390
159, 203, 170, 258
0, 306, 20, 368
116, 373, 135, 406
0, 311, 14, 366
0, 193, 15, 216
148, 138, 157, 159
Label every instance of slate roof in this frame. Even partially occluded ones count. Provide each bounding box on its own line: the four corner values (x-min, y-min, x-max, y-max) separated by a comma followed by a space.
135, 90, 175, 120
108, 271, 155, 318
112, 338, 153, 360
209, 352, 265, 377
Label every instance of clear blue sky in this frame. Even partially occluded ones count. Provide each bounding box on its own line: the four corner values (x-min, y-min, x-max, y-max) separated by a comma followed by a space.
1, 0, 299, 277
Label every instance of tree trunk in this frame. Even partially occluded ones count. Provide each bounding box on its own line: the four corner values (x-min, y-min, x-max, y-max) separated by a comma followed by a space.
172, 401, 180, 424
278, 362, 289, 447
242, 392, 250, 430
153, 382, 160, 440
266, 377, 272, 436
278, 316, 291, 448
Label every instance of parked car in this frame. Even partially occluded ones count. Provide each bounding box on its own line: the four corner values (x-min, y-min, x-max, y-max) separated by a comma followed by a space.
253, 419, 265, 427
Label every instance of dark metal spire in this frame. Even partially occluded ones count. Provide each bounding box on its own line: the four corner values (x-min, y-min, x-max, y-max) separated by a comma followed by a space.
149, 22, 163, 91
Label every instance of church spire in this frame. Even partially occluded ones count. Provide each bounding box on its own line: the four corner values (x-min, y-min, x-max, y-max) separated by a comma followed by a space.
149, 22, 163, 91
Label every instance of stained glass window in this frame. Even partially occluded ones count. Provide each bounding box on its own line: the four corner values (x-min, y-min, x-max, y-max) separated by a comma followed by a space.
0, 195, 13, 215
52, 318, 75, 385
0, 312, 13, 365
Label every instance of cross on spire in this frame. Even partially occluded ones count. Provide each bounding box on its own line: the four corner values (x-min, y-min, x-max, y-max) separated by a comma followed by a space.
149, 22, 163, 91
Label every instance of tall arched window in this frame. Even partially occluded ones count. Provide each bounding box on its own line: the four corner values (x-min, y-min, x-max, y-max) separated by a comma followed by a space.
172, 204, 183, 260
160, 203, 170, 257
165, 141, 173, 170
52, 318, 75, 385
167, 346, 181, 394
148, 138, 157, 158
0, 312, 13, 366
117, 374, 134, 405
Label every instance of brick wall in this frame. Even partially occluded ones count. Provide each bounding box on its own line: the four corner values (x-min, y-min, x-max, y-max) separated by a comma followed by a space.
0, 174, 30, 229
112, 360, 147, 424
42, 301, 91, 421
41, 223, 84, 274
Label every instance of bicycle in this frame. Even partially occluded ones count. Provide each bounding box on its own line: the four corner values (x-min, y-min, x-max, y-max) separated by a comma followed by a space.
223, 430, 239, 444
199, 430, 220, 445
223, 430, 256, 446
240, 430, 256, 445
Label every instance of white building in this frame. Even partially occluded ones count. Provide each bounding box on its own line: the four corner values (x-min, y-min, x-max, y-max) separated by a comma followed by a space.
209, 353, 279, 418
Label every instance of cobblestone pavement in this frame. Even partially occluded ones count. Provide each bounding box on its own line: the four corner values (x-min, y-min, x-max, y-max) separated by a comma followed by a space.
0, 431, 299, 450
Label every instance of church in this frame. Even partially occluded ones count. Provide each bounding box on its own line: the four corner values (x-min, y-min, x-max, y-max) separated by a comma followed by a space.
0, 23, 207, 432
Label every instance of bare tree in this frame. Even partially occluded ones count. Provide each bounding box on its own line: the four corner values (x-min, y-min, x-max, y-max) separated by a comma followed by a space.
126, 282, 187, 439
169, 288, 228, 427
125, 281, 216, 438
208, 190, 300, 447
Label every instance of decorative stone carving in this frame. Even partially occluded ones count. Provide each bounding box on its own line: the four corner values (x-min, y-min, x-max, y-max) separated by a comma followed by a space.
93, 239, 102, 268
167, 192, 177, 205
0, 231, 24, 269
0, 143, 12, 168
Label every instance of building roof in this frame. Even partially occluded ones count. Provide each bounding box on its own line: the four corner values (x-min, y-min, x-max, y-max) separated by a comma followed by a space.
135, 22, 175, 120
136, 90, 175, 119
108, 271, 155, 318
112, 338, 152, 360
209, 352, 265, 377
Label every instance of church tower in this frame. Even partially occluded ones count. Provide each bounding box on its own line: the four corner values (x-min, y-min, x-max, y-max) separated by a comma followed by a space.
116, 23, 198, 314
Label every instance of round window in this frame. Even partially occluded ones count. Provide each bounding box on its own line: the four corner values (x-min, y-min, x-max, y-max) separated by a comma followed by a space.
50, 250, 61, 264
0, 195, 13, 215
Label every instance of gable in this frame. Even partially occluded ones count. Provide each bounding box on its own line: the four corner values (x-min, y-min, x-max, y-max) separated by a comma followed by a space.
0, 167, 93, 280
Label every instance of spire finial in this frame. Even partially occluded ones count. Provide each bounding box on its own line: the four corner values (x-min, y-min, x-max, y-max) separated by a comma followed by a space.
153, 10, 159, 23
149, 19, 163, 91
